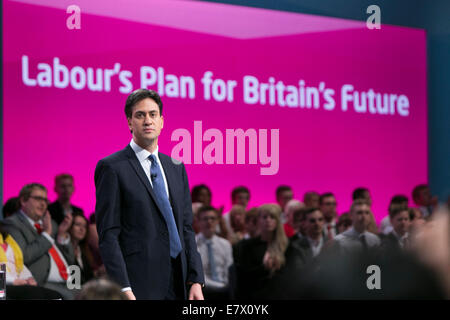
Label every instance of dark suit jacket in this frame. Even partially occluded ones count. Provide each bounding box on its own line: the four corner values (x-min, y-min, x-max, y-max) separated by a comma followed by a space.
380, 232, 402, 252
48, 201, 83, 225
94, 145, 204, 299
290, 235, 329, 266
2, 213, 75, 285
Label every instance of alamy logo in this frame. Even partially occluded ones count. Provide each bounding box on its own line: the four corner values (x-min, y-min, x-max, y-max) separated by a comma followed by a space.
66, 265, 81, 290
366, 265, 381, 290
66, 5, 81, 30
171, 121, 279, 175
366, 5, 381, 30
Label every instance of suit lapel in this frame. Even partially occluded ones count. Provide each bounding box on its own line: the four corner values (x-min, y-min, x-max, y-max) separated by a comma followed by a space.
125, 145, 166, 217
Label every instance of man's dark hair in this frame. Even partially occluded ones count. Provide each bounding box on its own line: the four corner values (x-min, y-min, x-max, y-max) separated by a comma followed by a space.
276, 185, 292, 198
319, 192, 335, 205
389, 206, 409, 219
19, 183, 47, 202
124, 89, 163, 118
293, 207, 318, 223
231, 186, 250, 201
390, 194, 409, 206
352, 187, 369, 200
412, 184, 428, 202
191, 184, 212, 203
3, 197, 20, 218
197, 205, 218, 220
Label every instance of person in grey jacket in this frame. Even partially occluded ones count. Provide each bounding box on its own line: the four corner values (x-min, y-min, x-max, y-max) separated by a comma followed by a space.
2, 183, 76, 299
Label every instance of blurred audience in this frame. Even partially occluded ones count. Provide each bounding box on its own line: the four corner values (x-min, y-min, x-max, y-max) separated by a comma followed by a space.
412, 184, 438, 218
282, 199, 304, 238
223, 186, 250, 235
379, 195, 408, 235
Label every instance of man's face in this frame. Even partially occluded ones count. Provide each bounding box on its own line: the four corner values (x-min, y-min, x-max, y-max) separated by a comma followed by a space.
391, 211, 411, 237
231, 208, 246, 229
306, 210, 325, 238
21, 188, 48, 222
128, 98, 164, 146
305, 193, 320, 208
277, 190, 293, 211
199, 210, 218, 237
351, 204, 371, 231
233, 192, 250, 208
320, 196, 337, 218
55, 177, 74, 201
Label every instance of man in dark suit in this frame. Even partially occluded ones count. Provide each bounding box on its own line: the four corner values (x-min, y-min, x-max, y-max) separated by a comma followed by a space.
290, 208, 330, 265
94, 89, 204, 300
380, 206, 411, 252
48, 174, 83, 225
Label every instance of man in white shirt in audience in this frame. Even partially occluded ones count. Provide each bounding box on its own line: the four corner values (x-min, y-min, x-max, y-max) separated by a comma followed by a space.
195, 205, 233, 300
334, 199, 380, 254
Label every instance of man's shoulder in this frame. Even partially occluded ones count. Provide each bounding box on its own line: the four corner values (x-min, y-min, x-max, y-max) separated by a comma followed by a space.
96, 146, 131, 169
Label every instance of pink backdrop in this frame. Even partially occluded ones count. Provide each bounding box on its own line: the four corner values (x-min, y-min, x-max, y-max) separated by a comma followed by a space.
3, 0, 427, 222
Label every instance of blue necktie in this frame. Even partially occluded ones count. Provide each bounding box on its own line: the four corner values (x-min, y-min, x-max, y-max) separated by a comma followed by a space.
206, 240, 220, 282
148, 154, 182, 258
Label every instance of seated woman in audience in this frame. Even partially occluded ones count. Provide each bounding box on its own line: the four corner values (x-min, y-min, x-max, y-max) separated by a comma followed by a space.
234, 204, 299, 299
0, 222, 62, 299
228, 205, 247, 245
69, 212, 95, 284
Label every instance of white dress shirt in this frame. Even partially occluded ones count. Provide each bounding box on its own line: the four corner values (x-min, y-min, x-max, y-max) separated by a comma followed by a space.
195, 233, 233, 289
307, 236, 324, 257
20, 211, 70, 283
334, 227, 380, 253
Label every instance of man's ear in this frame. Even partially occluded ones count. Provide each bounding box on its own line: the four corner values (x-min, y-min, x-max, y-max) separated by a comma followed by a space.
127, 117, 133, 133
161, 115, 164, 129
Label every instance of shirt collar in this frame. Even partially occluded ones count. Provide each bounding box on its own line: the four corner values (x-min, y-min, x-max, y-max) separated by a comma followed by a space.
20, 210, 42, 227
130, 139, 159, 163
392, 229, 408, 241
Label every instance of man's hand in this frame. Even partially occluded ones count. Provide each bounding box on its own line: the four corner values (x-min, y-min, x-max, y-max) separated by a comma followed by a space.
188, 283, 204, 300
42, 211, 52, 234
58, 213, 73, 238
124, 290, 136, 300
13, 279, 28, 286
26, 278, 37, 286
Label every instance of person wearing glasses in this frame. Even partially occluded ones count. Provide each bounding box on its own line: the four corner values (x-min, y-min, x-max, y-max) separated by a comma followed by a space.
2, 183, 76, 299
319, 193, 339, 239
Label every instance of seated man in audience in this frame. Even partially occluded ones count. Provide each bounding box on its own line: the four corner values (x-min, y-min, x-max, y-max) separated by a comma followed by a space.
290, 208, 330, 265
195, 206, 233, 300
380, 206, 411, 252
283, 199, 304, 238
48, 174, 83, 225
303, 191, 320, 209
3, 183, 76, 299
333, 199, 380, 254
379, 195, 408, 235
319, 193, 338, 239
